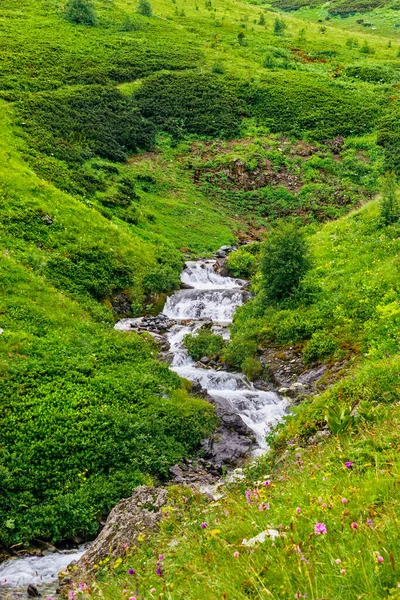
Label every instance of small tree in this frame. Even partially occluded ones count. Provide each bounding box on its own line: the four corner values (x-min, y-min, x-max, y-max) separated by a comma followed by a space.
65, 0, 98, 25
258, 13, 266, 25
238, 31, 246, 46
380, 171, 399, 226
137, 0, 153, 16
273, 17, 286, 35
261, 222, 311, 301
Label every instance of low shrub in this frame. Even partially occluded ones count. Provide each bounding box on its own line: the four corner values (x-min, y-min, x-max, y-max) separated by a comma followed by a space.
242, 356, 263, 380
64, 0, 98, 26
226, 246, 258, 278
134, 72, 248, 139
260, 222, 312, 302
302, 330, 339, 364
183, 329, 225, 361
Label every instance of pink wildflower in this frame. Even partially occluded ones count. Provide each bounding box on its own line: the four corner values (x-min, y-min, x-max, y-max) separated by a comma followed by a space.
376, 555, 384, 563
342, 498, 348, 504
233, 551, 239, 558
345, 461, 353, 468
258, 502, 270, 511
340, 569, 346, 575
314, 522, 327, 535
150, 590, 156, 595
367, 519, 374, 529
351, 522, 358, 529
263, 480, 271, 487
201, 522, 208, 529
296, 507, 301, 514
335, 558, 341, 564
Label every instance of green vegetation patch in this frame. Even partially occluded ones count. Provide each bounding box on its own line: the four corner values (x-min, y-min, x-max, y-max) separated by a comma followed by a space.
0, 255, 216, 546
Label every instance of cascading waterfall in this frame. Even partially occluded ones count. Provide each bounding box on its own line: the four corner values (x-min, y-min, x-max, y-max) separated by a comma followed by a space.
0, 258, 288, 598
164, 260, 288, 450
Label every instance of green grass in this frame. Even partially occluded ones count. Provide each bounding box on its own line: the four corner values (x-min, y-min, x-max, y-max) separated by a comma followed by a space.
1, 0, 400, 572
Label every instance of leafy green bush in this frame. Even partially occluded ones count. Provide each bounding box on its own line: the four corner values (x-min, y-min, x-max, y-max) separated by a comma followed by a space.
302, 330, 339, 364
328, 0, 382, 16
379, 171, 399, 226
224, 337, 258, 369
260, 222, 312, 301
137, 0, 153, 16
250, 72, 379, 140
226, 246, 258, 278
378, 105, 400, 175
65, 0, 98, 26
183, 329, 225, 361
241, 356, 263, 380
345, 64, 398, 84
143, 246, 184, 294
17, 86, 156, 195
135, 72, 248, 139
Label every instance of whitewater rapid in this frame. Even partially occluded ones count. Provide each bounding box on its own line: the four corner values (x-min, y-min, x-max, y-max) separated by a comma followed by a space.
164, 260, 288, 449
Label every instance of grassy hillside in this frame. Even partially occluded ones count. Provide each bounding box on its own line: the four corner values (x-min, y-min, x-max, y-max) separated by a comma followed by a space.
83, 201, 400, 600
1, 0, 400, 566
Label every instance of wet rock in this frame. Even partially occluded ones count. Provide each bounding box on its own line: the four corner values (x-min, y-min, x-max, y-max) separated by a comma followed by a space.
27, 584, 40, 597
111, 293, 132, 316
200, 356, 210, 364
214, 245, 237, 258
41, 214, 53, 225
213, 258, 229, 276
201, 428, 253, 465
181, 282, 195, 290
73, 486, 168, 575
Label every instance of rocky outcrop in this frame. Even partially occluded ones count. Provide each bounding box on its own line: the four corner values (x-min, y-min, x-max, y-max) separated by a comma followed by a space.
69, 486, 168, 577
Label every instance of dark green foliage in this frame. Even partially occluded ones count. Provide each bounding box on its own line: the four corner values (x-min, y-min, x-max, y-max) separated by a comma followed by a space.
250, 72, 379, 140
0, 257, 216, 546
260, 223, 312, 301
379, 171, 399, 225
328, 0, 382, 16
273, 17, 287, 35
143, 246, 184, 294
360, 40, 375, 54
45, 247, 138, 304
134, 72, 248, 139
238, 31, 246, 45
183, 328, 225, 361
226, 245, 259, 278
377, 104, 400, 175
241, 356, 263, 380
302, 330, 339, 364
17, 86, 156, 195
137, 0, 153, 16
65, 0, 98, 26
345, 64, 398, 83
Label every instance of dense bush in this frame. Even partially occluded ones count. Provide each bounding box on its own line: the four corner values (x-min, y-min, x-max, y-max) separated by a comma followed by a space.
64, 0, 98, 26
377, 104, 400, 175
0, 257, 217, 546
302, 330, 339, 364
226, 245, 259, 278
345, 64, 398, 83
328, 0, 382, 16
134, 72, 248, 139
260, 222, 312, 301
17, 86, 156, 194
183, 328, 225, 361
137, 0, 153, 16
250, 72, 379, 140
